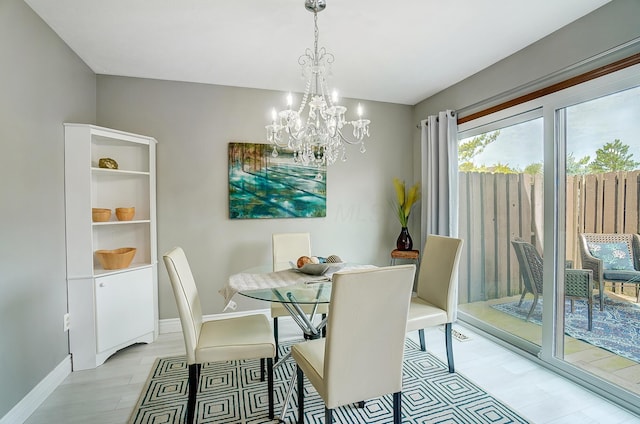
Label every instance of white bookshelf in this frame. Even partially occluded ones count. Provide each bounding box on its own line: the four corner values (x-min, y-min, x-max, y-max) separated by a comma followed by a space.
64, 123, 158, 370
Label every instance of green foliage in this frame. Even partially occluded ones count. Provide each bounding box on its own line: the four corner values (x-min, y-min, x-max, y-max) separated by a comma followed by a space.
588, 139, 640, 172
458, 131, 500, 164
523, 162, 543, 175
491, 163, 519, 173
566, 153, 591, 175
459, 133, 639, 176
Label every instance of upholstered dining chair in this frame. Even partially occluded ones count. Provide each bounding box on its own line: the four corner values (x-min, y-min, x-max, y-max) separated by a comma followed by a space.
406, 234, 464, 374
163, 247, 275, 424
272, 232, 328, 361
291, 265, 416, 424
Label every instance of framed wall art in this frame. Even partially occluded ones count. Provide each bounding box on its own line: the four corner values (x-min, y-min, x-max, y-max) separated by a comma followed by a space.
228, 142, 326, 219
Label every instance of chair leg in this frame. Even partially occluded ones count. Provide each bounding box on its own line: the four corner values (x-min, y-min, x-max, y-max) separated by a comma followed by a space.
444, 323, 455, 373
297, 365, 304, 424
322, 313, 327, 337
325, 407, 333, 423
587, 299, 593, 331
267, 358, 274, 420
599, 280, 604, 311
418, 329, 426, 351
526, 293, 538, 321
260, 358, 265, 381
517, 290, 527, 307
393, 391, 401, 424
273, 317, 279, 362
187, 363, 200, 424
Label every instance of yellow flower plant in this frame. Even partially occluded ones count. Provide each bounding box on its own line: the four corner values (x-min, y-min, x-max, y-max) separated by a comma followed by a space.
392, 178, 420, 227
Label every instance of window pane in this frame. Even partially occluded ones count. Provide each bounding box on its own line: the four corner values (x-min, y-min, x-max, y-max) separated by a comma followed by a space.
562, 84, 640, 391
457, 114, 544, 351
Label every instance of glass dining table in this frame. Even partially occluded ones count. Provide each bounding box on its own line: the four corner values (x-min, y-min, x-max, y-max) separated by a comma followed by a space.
239, 280, 332, 422
239, 280, 332, 345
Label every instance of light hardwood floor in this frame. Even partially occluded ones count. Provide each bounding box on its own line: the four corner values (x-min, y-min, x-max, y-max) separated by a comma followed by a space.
24, 321, 640, 424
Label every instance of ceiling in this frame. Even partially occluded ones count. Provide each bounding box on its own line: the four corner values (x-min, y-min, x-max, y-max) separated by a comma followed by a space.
25, 0, 610, 106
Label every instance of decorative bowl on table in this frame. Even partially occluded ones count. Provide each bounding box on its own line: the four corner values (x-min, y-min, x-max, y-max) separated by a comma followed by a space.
294, 262, 345, 276
115, 207, 135, 221
95, 247, 137, 270
92, 208, 111, 222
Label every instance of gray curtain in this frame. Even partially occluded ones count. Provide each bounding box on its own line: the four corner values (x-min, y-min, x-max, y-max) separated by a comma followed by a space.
420, 110, 458, 243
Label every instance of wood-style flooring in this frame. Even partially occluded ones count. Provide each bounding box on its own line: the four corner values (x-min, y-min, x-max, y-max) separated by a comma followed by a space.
24, 320, 640, 424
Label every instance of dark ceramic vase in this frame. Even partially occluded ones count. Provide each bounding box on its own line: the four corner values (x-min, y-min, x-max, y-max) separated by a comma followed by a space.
396, 227, 413, 251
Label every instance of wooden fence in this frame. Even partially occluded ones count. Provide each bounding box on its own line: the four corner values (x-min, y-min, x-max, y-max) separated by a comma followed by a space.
458, 170, 640, 304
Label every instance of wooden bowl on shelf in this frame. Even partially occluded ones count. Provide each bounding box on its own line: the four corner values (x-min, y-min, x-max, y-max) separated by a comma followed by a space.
92, 208, 112, 222
115, 207, 135, 221
95, 247, 137, 270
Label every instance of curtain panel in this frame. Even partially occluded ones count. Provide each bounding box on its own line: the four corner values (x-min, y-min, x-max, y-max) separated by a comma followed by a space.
420, 110, 459, 243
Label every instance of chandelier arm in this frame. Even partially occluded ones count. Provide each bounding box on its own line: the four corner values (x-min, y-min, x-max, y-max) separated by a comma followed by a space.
271, 136, 290, 148
336, 128, 365, 145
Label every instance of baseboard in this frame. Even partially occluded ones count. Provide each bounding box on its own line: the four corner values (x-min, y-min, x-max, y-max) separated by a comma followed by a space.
0, 355, 72, 424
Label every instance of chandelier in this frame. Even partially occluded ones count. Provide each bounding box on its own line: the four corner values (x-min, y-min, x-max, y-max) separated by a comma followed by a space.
265, 0, 371, 166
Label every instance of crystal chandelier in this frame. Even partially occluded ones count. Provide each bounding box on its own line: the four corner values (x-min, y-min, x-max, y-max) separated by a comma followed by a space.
265, 0, 371, 166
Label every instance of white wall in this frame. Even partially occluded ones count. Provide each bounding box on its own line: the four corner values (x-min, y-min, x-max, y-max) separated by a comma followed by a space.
95, 76, 415, 317
0, 0, 96, 418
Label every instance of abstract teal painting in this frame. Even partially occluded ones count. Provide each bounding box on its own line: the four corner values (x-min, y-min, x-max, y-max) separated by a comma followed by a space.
228, 142, 326, 219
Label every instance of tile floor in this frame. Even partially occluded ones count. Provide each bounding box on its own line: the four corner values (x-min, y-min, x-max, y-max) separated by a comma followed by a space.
23, 321, 640, 424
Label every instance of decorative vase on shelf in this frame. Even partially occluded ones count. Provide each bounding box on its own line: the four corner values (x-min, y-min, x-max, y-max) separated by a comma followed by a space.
396, 227, 413, 251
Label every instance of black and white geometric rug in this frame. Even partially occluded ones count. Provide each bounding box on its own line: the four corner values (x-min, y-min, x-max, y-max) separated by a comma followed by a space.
128, 339, 529, 423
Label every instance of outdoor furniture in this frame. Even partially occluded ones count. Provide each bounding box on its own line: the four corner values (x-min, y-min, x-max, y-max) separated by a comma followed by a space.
579, 233, 640, 303
406, 234, 464, 373
512, 238, 594, 330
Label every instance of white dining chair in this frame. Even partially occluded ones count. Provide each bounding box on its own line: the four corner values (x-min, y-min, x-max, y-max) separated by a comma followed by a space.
272, 232, 328, 360
406, 234, 464, 373
163, 247, 276, 423
291, 265, 416, 423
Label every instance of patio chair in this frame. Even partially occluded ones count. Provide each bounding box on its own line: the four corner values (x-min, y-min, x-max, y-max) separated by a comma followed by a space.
511, 237, 594, 330
579, 233, 640, 303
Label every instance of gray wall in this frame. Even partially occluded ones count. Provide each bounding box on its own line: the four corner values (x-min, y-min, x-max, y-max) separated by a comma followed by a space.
96, 76, 414, 317
2, 0, 639, 419
0, 0, 96, 417
413, 0, 640, 123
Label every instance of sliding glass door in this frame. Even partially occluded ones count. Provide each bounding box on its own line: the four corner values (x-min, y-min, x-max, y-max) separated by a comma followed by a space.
558, 84, 640, 392
456, 63, 640, 411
